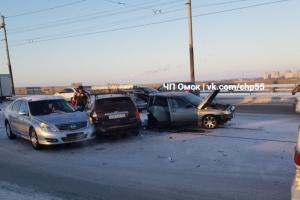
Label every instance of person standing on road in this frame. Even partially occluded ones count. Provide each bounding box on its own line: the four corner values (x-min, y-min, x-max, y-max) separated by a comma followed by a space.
72, 86, 90, 111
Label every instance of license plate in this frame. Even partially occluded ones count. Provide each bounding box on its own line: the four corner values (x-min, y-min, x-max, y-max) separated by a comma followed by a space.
108, 114, 126, 119
67, 132, 84, 137
64, 132, 85, 141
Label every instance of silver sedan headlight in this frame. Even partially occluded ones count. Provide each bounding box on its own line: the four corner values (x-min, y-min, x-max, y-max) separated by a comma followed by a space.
87, 117, 93, 127
40, 122, 57, 132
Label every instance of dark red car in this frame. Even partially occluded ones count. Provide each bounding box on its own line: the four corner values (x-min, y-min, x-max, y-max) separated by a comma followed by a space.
86, 94, 141, 137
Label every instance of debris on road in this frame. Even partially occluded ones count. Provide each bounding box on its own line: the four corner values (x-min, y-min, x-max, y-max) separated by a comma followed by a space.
196, 165, 200, 168
169, 136, 172, 139
168, 157, 175, 162
102, 162, 109, 166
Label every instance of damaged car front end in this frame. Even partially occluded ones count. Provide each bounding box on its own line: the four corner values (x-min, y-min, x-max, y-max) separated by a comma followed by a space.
147, 90, 235, 129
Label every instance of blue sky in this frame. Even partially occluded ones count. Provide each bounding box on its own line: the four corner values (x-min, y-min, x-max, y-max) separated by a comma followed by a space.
0, 0, 299, 87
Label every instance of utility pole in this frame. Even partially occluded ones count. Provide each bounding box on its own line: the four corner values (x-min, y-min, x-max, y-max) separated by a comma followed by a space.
0, 15, 15, 95
187, 0, 195, 83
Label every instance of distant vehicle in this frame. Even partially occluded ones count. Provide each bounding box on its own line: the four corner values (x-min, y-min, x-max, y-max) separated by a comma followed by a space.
147, 90, 235, 129
0, 74, 13, 100
54, 87, 90, 102
3, 95, 96, 150
134, 86, 159, 103
85, 94, 141, 137
292, 83, 300, 113
157, 82, 200, 96
291, 125, 300, 199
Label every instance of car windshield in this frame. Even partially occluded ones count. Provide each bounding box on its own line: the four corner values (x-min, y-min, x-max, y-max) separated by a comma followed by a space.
183, 93, 203, 106
95, 97, 134, 112
28, 99, 76, 116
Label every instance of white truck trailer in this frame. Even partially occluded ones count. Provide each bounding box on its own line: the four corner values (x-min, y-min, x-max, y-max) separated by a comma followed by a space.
0, 74, 13, 100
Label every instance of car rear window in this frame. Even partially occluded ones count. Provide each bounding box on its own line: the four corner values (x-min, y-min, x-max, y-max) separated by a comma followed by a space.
95, 97, 135, 112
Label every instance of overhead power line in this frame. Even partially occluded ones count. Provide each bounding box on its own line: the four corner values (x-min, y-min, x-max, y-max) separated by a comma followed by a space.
2, 0, 290, 49
11, 0, 251, 42
7, 0, 183, 33
7, 0, 250, 36
6, 0, 87, 18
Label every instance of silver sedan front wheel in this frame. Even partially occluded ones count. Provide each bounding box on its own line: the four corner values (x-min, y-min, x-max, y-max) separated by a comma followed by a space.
30, 128, 42, 150
202, 115, 218, 129
6, 122, 17, 139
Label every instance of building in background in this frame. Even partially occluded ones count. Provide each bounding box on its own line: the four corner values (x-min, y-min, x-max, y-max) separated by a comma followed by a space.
295, 70, 300, 78
263, 72, 270, 79
270, 71, 280, 78
263, 70, 300, 79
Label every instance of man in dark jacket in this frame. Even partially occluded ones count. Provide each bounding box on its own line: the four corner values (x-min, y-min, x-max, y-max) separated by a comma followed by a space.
72, 86, 90, 111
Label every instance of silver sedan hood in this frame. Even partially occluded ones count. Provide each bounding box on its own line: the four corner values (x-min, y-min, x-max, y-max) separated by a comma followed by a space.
197, 90, 220, 109
292, 82, 300, 95
32, 111, 88, 125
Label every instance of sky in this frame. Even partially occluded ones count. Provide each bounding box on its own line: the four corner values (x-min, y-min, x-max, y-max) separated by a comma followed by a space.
0, 0, 299, 87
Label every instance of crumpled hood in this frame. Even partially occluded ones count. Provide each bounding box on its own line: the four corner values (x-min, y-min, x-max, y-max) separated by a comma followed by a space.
197, 90, 220, 109
32, 111, 88, 125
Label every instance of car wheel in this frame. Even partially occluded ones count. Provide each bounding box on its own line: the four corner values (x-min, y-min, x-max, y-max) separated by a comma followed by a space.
202, 115, 218, 129
30, 128, 43, 150
132, 131, 139, 136
6, 122, 17, 139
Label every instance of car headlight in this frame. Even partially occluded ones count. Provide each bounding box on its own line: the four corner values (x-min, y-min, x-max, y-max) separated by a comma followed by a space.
223, 110, 231, 114
87, 117, 93, 127
40, 122, 57, 132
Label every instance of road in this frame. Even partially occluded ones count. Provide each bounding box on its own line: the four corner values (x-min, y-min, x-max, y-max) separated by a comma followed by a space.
0, 101, 297, 199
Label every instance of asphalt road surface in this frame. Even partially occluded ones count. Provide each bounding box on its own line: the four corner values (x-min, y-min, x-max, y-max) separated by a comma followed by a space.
0, 101, 297, 200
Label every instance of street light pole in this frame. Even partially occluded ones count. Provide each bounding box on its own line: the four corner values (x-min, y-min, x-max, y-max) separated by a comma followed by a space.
0, 15, 15, 95
187, 0, 195, 83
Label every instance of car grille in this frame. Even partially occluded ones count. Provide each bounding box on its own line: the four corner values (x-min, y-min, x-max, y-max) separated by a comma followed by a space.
55, 121, 87, 131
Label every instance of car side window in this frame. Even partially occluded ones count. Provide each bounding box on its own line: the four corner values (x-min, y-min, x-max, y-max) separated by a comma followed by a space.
61, 89, 74, 93
154, 96, 168, 107
9, 103, 13, 110
65, 89, 74, 93
169, 98, 189, 109
19, 101, 29, 113
12, 100, 22, 112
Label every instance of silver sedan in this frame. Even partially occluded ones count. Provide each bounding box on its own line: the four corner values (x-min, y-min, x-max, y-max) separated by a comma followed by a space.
3, 95, 96, 150
147, 90, 235, 129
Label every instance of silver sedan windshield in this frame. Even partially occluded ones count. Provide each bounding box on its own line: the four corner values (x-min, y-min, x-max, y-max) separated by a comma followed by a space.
28, 99, 76, 116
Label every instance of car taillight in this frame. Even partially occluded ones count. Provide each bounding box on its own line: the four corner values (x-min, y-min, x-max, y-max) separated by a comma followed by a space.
92, 112, 97, 118
295, 150, 300, 166
184, 90, 189, 93
135, 109, 140, 119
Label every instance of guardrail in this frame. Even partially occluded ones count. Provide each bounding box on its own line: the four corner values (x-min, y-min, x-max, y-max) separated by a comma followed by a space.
13, 84, 297, 95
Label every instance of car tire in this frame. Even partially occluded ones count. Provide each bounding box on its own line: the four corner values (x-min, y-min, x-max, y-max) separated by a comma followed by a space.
132, 131, 139, 136
202, 115, 218, 129
6, 122, 17, 139
30, 128, 43, 150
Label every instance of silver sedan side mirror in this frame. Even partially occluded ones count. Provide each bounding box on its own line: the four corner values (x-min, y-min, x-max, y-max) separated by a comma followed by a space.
18, 110, 28, 116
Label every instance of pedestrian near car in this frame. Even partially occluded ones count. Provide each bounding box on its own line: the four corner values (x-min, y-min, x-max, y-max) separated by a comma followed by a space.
72, 86, 90, 111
